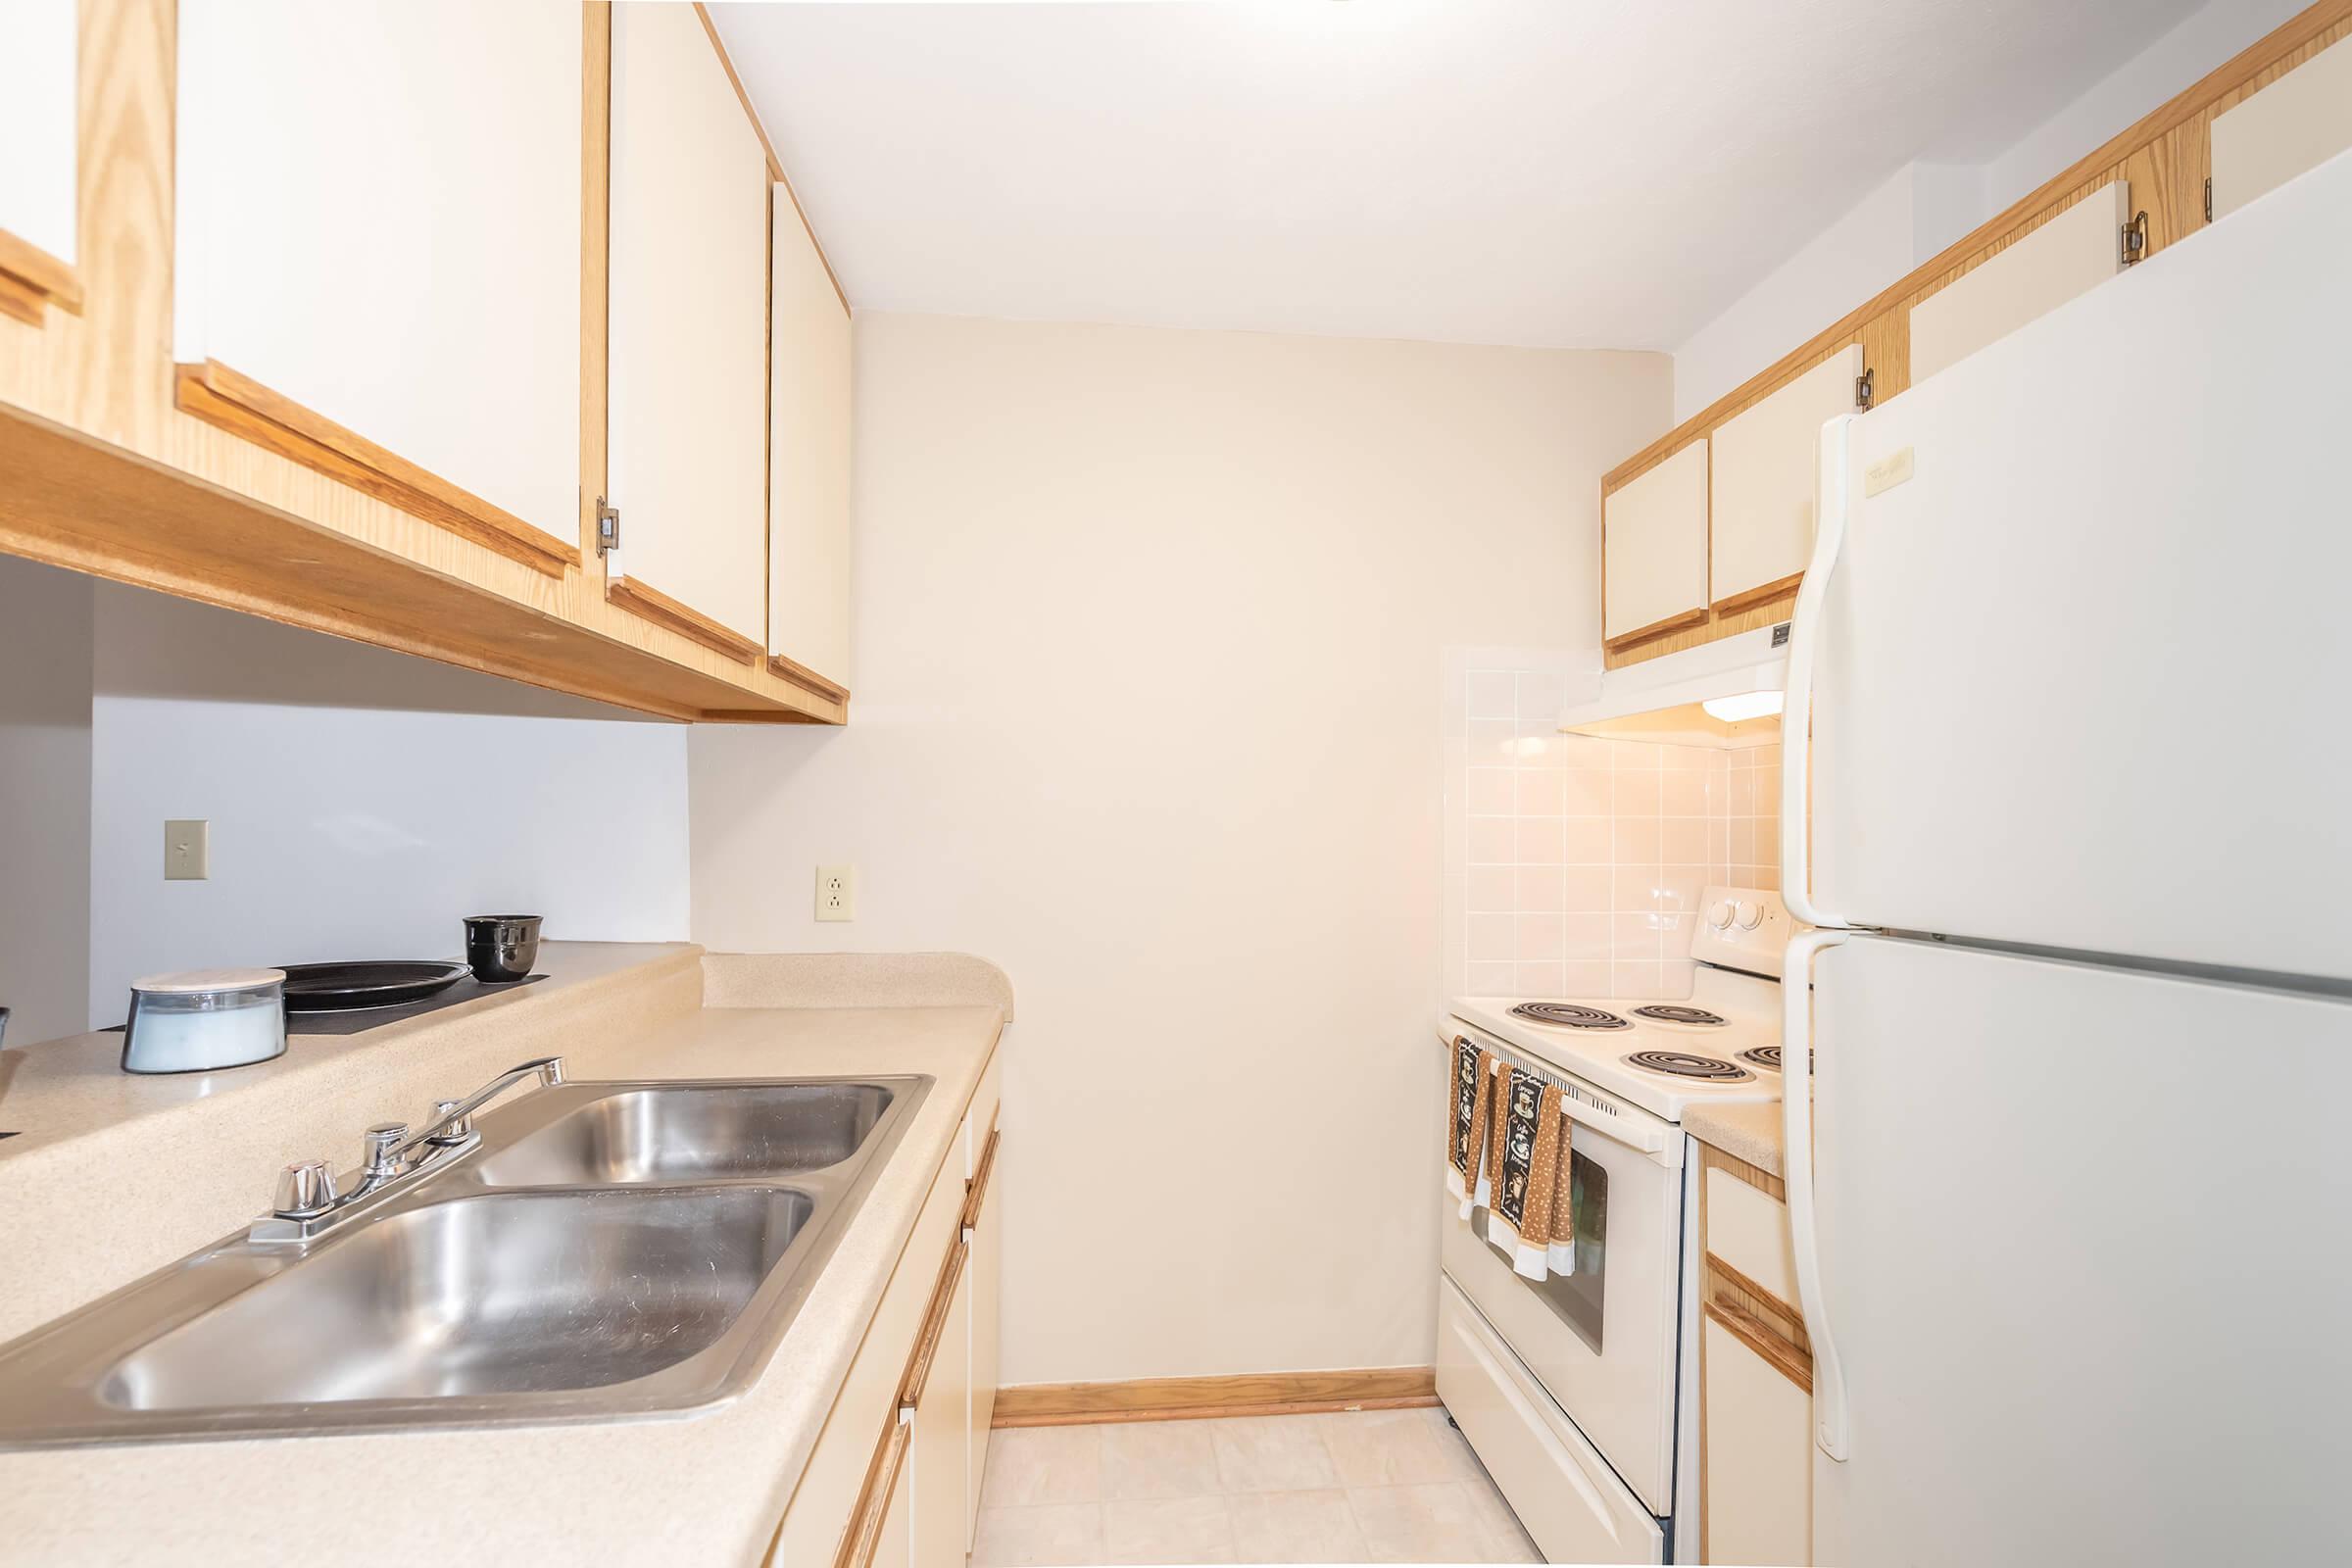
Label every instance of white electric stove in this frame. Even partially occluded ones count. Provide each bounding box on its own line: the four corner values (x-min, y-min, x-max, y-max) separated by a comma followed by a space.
1435, 886, 1795, 1565
1450, 887, 1793, 1122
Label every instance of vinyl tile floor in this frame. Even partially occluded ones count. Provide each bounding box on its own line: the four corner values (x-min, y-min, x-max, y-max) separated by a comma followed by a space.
969, 1406, 1543, 1565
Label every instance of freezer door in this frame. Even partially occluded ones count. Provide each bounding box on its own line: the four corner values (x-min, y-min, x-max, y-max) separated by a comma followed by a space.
1801, 935, 2352, 1566
1805, 144, 2352, 979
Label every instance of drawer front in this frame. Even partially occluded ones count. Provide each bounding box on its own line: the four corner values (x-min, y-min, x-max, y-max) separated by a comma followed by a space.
1435, 1276, 1664, 1566
965, 1046, 1004, 1179
1703, 1166, 1797, 1311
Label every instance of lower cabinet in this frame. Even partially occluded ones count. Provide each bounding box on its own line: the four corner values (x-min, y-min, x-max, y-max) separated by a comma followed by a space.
1696, 1146, 1812, 1566
772, 1057, 1002, 1568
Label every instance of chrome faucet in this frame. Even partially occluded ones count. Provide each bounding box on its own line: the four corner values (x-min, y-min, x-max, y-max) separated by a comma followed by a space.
255, 1056, 565, 1243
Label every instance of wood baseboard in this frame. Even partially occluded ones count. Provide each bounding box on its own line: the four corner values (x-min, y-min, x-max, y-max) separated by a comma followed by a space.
991, 1367, 1440, 1429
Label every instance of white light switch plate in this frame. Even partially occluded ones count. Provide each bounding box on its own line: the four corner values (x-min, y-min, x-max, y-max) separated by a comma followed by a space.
815, 864, 856, 922
165, 819, 210, 880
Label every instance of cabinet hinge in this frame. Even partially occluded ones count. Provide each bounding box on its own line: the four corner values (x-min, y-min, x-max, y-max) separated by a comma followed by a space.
2120, 210, 2150, 267
1853, 367, 1874, 411
596, 497, 621, 557
2203, 177, 2213, 223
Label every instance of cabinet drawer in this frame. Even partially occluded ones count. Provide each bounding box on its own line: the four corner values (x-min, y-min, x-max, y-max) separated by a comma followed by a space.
965, 1047, 1004, 1181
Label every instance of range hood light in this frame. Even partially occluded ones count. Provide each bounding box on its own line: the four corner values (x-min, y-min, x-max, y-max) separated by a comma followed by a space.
1700, 690, 1785, 723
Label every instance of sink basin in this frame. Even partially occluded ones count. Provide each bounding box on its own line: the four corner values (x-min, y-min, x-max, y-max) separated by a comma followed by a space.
102, 1188, 813, 1409
472, 1082, 897, 1187
0, 1073, 931, 1446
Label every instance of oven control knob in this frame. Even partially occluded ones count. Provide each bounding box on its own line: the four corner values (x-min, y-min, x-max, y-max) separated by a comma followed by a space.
1709, 900, 1737, 929
1735, 901, 1764, 930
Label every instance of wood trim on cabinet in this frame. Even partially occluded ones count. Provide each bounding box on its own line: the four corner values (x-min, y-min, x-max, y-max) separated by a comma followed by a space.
0, 269, 45, 327
580, 3, 612, 568
0, 226, 83, 318
1704, 1299, 1812, 1394
692, 1, 850, 316
992, 1367, 1440, 1429
961, 1124, 1001, 1231
833, 1415, 910, 1568
1710, 570, 1805, 618
1706, 1250, 1805, 1331
172, 360, 579, 577
1601, 606, 1708, 654
606, 573, 764, 663
767, 650, 850, 706
898, 1238, 970, 1410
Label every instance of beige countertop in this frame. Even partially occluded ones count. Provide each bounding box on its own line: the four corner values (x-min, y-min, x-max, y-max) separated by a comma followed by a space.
1681, 1101, 1785, 1177
0, 946, 1009, 1566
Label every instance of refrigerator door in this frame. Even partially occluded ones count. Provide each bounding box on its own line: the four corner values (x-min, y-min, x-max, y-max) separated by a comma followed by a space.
1796, 934, 2352, 1565
1801, 144, 2352, 979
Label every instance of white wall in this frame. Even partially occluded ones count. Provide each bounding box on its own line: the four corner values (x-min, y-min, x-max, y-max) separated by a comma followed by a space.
74, 583, 691, 1029
0, 558, 94, 1046
1672, 0, 2302, 422
691, 313, 1671, 1386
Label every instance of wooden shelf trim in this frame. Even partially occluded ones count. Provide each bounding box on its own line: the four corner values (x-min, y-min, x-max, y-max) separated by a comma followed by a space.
1704, 1298, 1812, 1394
172, 360, 579, 577
0, 226, 83, 320
1711, 569, 1805, 618
961, 1124, 1002, 1232
897, 1236, 970, 1411
1602, 606, 1708, 653
606, 573, 764, 663
992, 1367, 1441, 1429
833, 1415, 909, 1568
767, 649, 850, 706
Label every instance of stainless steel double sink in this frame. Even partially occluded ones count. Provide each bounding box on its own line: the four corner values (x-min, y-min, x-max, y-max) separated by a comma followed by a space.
0, 1074, 932, 1447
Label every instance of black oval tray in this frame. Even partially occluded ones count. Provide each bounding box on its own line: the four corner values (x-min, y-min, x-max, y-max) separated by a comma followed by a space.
278, 960, 468, 1012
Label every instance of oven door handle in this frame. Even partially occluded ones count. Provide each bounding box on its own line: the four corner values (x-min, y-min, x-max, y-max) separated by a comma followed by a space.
1458, 1041, 1677, 1161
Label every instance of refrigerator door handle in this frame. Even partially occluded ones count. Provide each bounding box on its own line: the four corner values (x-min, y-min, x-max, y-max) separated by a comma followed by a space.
1784, 926, 1851, 1462
1782, 414, 1858, 931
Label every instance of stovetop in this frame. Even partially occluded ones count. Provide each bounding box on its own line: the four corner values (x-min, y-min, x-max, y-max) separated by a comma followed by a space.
1450, 965, 1785, 1122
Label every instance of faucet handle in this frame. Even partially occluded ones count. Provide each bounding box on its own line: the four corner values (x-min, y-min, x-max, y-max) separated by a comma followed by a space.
273, 1159, 338, 1218
425, 1099, 474, 1147
363, 1122, 409, 1180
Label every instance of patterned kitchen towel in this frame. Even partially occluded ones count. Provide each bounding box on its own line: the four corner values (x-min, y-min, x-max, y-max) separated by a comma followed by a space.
1446, 1040, 1498, 1218
1547, 1102, 1578, 1277
1487, 1071, 1566, 1281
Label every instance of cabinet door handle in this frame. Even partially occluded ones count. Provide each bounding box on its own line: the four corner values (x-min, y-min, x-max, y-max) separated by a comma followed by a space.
961, 1123, 1002, 1231
898, 1239, 970, 1410
834, 1416, 911, 1568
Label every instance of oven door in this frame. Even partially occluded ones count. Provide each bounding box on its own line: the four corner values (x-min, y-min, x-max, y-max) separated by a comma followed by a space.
1442, 1022, 1685, 1517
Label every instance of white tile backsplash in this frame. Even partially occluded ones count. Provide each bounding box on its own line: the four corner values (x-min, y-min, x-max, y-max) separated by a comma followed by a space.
1446, 660, 1779, 1000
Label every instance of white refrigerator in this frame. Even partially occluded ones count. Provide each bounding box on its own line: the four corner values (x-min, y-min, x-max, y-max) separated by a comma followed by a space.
1780, 144, 2352, 1565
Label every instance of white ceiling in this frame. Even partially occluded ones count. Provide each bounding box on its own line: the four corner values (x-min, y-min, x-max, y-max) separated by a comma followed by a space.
711, 0, 2206, 350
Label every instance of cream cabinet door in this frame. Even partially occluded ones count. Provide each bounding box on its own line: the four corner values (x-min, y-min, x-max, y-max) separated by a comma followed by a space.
2211, 32, 2352, 220
1709, 346, 1861, 612
0, 0, 77, 314
909, 1253, 973, 1568
1910, 182, 2130, 383
1701, 1316, 1811, 1566
1602, 440, 1709, 644
171, 1, 581, 561
769, 185, 854, 691
608, 1, 770, 647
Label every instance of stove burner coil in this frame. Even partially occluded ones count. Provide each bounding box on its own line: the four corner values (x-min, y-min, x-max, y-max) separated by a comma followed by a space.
1630, 1005, 1727, 1027
1739, 1046, 1783, 1070
1622, 1050, 1752, 1082
1509, 1003, 1631, 1030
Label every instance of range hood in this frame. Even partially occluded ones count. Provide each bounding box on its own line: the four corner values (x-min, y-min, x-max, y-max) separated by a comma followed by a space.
1559, 621, 1788, 747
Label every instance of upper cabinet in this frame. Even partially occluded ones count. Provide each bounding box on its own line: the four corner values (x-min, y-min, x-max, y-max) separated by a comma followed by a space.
605, 0, 771, 662
1601, 440, 1708, 647
172, 0, 581, 574
2211, 30, 2352, 220
1908, 182, 2131, 383
768, 185, 855, 696
0, 0, 79, 323
1708, 346, 1862, 613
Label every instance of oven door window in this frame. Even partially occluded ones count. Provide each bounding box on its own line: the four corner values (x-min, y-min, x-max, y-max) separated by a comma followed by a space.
1473, 1145, 1607, 1354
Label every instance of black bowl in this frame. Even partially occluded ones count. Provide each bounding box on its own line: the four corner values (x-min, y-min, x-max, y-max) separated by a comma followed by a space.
463, 915, 543, 983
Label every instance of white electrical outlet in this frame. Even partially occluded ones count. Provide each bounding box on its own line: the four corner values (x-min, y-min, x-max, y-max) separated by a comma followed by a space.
165, 819, 210, 881
815, 864, 857, 922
